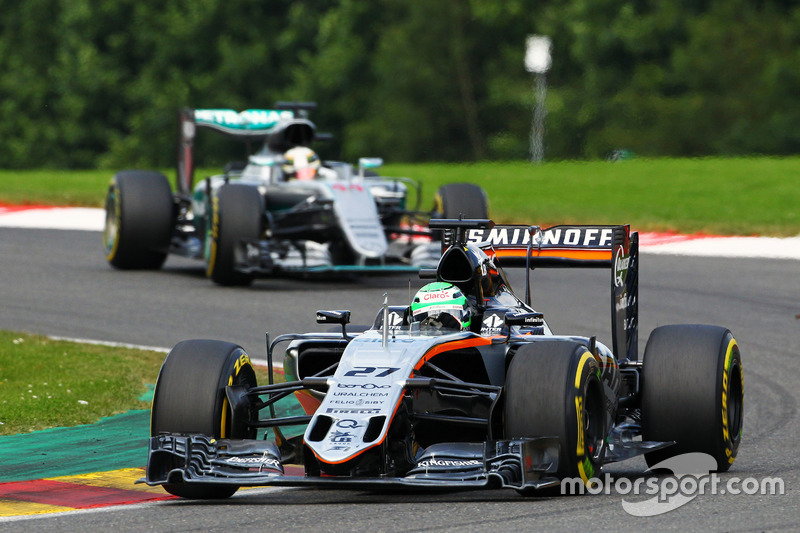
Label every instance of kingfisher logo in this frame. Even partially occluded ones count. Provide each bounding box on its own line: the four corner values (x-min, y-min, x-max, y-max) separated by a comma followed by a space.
417, 458, 482, 468
224, 454, 282, 469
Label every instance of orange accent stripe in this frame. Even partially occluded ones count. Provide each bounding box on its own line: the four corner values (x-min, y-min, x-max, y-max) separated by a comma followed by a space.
413, 337, 492, 370
494, 249, 612, 260
294, 389, 323, 415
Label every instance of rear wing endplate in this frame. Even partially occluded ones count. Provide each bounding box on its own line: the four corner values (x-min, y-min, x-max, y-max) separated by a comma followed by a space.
464, 223, 639, 362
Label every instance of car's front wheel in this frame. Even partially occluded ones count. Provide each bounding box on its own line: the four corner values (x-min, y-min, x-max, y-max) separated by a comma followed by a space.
205, 183, 262, 286
505, 341, 605, 494
151, 339, 258, 499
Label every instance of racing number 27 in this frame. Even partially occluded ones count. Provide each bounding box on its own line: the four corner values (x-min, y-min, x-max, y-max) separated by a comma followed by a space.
344, 366, 400, 378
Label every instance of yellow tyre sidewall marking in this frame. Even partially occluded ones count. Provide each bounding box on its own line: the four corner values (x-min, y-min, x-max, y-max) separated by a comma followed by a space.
722, 338, 741, 464
574, 351, 596, 486
220, 352, 252, 439
205, 194, 219, 277
105, 180, 121, 261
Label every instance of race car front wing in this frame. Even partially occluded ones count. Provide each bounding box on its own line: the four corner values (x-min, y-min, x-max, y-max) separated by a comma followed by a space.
140, 434, 561, 492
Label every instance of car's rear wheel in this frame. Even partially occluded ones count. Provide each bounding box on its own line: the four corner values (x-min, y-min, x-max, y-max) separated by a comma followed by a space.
151, 339, 258, 499
641, 325, 743, 472
434, 183, 489, 219
103, 170, 173, 269
505, 341, 605, 494
206, 183, 262, 286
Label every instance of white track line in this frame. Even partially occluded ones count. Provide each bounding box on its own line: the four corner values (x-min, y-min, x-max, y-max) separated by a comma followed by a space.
46, 335, 170, 353
0, 206, 104, 231
45, 335, 283, 369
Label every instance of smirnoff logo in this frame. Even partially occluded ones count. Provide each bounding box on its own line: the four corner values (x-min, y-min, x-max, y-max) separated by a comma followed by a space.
466, 226, 615, 248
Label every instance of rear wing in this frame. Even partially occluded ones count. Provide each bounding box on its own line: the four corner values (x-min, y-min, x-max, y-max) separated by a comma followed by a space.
176, 103, 321, 194
437, 220, 638, 362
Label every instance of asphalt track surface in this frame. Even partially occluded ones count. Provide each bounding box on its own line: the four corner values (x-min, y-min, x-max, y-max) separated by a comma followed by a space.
1, 227, 799, 531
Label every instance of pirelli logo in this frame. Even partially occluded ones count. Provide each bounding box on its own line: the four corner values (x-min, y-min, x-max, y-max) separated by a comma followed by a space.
465, 226, 615, 249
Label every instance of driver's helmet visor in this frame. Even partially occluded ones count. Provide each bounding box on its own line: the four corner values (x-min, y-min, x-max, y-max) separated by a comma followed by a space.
296, 166, 317, 180
412, 306, 470, 331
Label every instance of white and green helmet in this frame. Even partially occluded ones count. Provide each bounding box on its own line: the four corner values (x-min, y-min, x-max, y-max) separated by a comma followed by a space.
410, 282, 472, 330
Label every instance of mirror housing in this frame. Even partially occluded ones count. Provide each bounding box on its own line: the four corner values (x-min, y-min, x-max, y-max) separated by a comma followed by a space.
316, 310, 351, 325
504, 312, 545, 328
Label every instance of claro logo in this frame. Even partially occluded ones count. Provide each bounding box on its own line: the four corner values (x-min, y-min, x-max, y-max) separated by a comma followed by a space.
422, 292, 451, 301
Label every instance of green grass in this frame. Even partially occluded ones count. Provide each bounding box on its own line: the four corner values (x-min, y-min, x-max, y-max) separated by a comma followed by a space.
384, 158, 800, 237
0, 332, 282, 436
0, 331, 166, 435
2, 157, 799, 236
0, 169, 114, 207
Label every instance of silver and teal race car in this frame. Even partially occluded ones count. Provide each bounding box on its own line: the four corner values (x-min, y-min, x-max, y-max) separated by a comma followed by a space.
103, 102, 488, 285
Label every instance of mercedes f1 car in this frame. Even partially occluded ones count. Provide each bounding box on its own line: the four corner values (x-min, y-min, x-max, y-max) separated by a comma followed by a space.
142, 219, 743, 498
103, 103, 488, 285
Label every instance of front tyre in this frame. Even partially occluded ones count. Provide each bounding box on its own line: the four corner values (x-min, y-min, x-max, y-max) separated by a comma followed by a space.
505, 341, 605, 494
206, 184, 262, 286
151, 339, 258, 499
104, 170, 173, 269
641, 325, 743, 472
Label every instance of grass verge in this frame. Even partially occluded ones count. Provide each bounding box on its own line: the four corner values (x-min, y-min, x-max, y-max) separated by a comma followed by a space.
1, 157, 799, 236
0, 331, 166, 436
0, 331, 282, 436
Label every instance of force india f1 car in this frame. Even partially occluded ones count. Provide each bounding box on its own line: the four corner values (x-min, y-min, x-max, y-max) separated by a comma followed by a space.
142, 219, 743, 498
103, 103, 488, 285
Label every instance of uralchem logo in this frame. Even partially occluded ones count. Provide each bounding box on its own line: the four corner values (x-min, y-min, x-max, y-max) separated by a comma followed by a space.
560, 453, 784, 516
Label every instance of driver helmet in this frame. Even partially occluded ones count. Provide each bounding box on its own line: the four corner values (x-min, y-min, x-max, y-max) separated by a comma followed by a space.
282, 146, 320, 180
410, 282, 472, 331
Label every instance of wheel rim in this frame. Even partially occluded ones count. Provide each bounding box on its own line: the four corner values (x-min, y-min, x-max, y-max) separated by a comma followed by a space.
727, 360, 744, 445
583, 379, 604, 460
103, 187, 120, 258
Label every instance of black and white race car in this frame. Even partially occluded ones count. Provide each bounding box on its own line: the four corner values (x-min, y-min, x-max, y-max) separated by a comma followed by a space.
141, 219, 743, 498
103, 103, 488, 285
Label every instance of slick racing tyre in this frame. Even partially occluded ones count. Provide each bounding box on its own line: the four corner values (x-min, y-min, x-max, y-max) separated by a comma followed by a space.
641, 325, 743, 472
206, 183, 262, 286
151, 340, 258, 499
433, 183, 489, 220
505, 341, 605, 494
104, 170, 173, 269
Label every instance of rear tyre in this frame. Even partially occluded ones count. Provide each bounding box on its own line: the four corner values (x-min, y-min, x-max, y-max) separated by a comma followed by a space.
151, 339, 258, 499
641, 325, 743, 472
505, 341, 605, 494
206, 184, 262, 286
104, 170, 173, 269
433, 183, 489, 219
